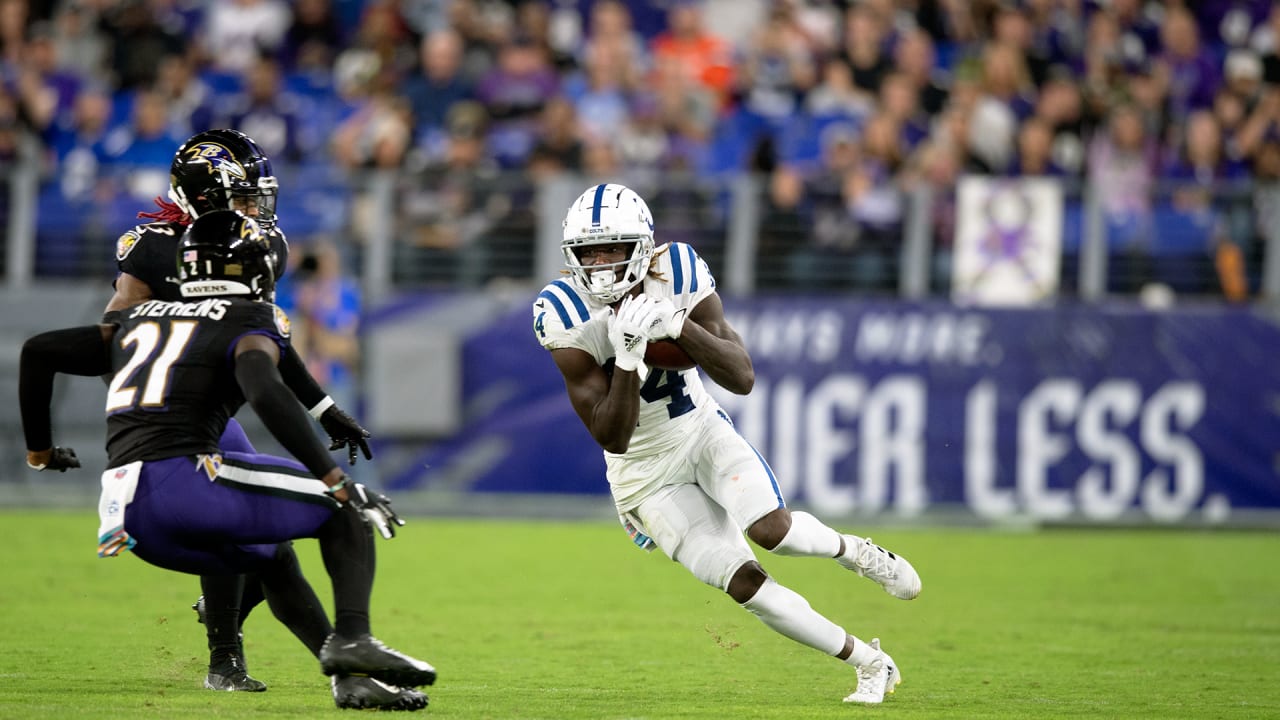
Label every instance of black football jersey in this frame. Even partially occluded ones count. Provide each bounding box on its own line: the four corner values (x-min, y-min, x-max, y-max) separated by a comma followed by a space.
116, 221, 290, 301
105, 297, 293, 466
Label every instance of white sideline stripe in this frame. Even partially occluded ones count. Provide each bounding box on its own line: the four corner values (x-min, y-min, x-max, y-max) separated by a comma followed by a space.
218, 463, 329, 497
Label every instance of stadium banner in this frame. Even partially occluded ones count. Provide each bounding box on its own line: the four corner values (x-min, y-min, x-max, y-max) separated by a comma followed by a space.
952, 175, 1063, 306
394, 299, 1280, 525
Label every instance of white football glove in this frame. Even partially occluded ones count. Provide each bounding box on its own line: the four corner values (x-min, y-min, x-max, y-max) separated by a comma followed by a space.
645, 297, 688, 340
608, 294, 659, 373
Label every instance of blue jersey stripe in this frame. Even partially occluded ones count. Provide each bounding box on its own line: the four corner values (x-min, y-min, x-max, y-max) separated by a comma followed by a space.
537, 289, 574, 328
590, 184, 607, 225
685, 244, 699, 293
670, 243, 686, 295
550, 279, 590, 323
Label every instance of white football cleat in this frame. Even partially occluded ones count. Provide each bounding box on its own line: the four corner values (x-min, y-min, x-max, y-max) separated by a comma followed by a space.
843, 638, 901, 704
838, 535, 922, 600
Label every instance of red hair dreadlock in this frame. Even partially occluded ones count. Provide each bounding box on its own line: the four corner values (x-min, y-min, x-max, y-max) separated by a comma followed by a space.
136, 196, 191, 225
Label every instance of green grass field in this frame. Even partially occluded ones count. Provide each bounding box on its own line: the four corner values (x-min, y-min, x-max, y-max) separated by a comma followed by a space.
0, 510, 1277, 719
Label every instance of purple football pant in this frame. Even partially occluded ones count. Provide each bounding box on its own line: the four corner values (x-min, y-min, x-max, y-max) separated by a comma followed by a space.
123, 452, 338, 576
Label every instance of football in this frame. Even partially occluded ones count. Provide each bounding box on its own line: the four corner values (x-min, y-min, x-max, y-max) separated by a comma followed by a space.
645, 339, 695, 371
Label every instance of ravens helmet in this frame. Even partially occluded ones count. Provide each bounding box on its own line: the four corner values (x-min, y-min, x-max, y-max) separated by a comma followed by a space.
169, 129, 279, 227
177, 210, 277, 301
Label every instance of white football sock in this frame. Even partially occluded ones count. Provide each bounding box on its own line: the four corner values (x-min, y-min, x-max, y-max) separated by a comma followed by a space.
741, 578, 847, 656
842, 635, 879, 667
770, 511, 842, 558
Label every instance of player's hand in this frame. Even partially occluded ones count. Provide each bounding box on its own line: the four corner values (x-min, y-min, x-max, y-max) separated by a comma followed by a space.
645, 297, 688, 340
344, 481, 404, 540
608, 294, 658, 372
319, 405, 373, 465
26, 446, 80, 472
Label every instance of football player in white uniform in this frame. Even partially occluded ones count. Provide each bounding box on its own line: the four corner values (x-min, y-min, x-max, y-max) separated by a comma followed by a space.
532, 184, 923, 704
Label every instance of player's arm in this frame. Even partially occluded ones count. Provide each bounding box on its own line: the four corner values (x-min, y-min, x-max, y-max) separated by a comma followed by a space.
232, 335, 345, 490
234, 334, 404, 538
672, 292, 754, 395
19, 324, 115, 471
102, 273, 153, 317
276, 344, 372, 464
551, 346, 642, 454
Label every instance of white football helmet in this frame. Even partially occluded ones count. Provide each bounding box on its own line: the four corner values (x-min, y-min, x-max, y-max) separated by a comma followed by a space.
562, 183, 656, 303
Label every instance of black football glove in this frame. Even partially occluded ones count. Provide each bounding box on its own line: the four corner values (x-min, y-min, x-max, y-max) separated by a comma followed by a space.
343, 480, 404, 539
28, 446, 81, 472
319, 405, 373, 465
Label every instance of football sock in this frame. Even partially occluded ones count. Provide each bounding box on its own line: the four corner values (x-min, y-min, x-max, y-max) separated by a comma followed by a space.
841, 635, 880, 667
770, 511, 842, 558
741, 578, 846, 656
259, 543, 332, 657
200, 574, 245, 661
318, 504, 375, 638
239, 573, 266, 628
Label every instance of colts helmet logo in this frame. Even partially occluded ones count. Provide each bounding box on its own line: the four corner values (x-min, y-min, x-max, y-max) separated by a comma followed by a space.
181, 142, 247, 182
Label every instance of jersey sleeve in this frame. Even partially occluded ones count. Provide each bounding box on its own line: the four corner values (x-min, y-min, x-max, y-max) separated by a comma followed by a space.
116, 223, 181, 295
226, 301, 292, 354
532, 279, 595, 351
664, 242, 718, 310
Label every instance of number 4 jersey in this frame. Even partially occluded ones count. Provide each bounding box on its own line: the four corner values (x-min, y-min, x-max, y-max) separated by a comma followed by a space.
105, 297, 291, 467
532, 242, 723, 461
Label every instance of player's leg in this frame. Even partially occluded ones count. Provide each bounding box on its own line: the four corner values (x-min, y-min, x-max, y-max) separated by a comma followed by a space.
193, 419, 268, 690
697, 415, 921, 600
257, 541, 430, 711
127, 453, 437, 691
631, 483, 897, 702
312, 500, 437, 689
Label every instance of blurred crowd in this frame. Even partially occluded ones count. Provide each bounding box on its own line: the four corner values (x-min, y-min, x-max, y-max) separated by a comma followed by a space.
4, 0, 1280, 296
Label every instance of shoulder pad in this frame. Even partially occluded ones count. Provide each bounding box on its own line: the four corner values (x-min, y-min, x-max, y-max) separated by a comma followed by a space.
663, 243, 716, 297
533, 279, 594, 349
116, 230, 142, 261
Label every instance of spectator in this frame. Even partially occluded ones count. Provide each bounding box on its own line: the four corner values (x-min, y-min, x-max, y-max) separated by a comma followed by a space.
893, 28, 949, 116
281, 0, 345, 72
649, 0, 735, 104
99, 0, 184, 90
1154, 7, 1220, 122
1010, 116, 1064, 177
738, 3, 817, 122
839, 3, 891, 95
403, 29, 474, 145
280, 242, 362, 414
49, 2, 109, 87
200, 0, 293, 75
152, 54, 216, 138
1089, 103, 1156, 241
562, 34, 631, 144
43, 83, 112, 200
756, 165, 811, 289
218, 57, 311, 164
580, 0, 648, 87
527, 96, 583, 173
805, 57, 874, 120
98, 89, 188, 201
331, 71, 412, 171
475, 34, 560, 168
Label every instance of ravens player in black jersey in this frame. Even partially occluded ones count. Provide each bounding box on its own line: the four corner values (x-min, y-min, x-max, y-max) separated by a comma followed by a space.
21, 211, 437, 706
102, 129, 423, 709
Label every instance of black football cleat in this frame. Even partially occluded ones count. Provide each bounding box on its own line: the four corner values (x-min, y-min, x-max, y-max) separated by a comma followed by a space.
319, 633, 437, 689
332, 675, 429, 711
205, 654, 267, 692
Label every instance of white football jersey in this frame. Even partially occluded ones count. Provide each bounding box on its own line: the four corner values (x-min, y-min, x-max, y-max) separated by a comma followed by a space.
533, 242, 722, 461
